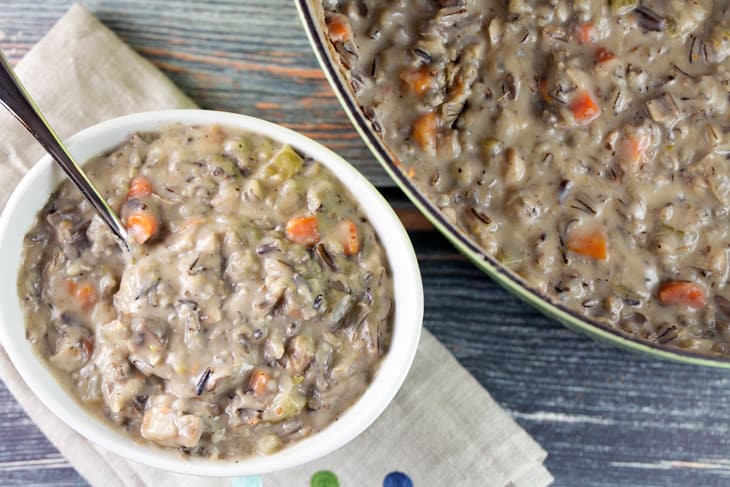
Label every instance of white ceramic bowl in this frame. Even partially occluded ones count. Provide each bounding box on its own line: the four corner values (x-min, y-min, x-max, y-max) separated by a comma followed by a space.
0, 110, 423, 476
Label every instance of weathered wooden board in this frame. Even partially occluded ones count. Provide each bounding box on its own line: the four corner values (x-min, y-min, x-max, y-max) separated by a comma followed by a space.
2, 2, 730, 487
2, 0, 387, 185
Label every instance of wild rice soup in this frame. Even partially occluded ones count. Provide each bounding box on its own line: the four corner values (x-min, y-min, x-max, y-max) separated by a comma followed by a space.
323, 0, 730, 353
18, 125, 393, 457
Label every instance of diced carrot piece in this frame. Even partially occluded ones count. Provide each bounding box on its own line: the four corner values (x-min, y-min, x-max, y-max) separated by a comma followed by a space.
567, 229, 607, 260
619, 133, 650, 166
65, 279, 77, 296
75, 284, 98, 309
65, 280, 98, 309
595, 47, 616, 64
127, 176, 153, 199
126, 211, 159, 244
285, 215, 320, 246
248, 369, 270, 397
570, 90, 601, 124
327, 15, 352, 43
338, 219, 360, 256
401, 66, 434, 96
80, 338, 94, 358
576, 22, 596, 44
657, 281, 706, 309
412, 111, 439, 152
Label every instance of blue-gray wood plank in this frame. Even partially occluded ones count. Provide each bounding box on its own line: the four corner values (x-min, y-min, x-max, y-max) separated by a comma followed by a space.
1, 2, 730, 486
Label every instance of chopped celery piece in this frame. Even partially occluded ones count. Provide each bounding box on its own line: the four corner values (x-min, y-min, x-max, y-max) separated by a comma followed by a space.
611, 0, 637, 16
482, 137, 504, 159
262, 391, 306, 422
254, 137, 274, 160
496, 248, 523, 268
261, 145, 304, 179
666, 18, 681, 39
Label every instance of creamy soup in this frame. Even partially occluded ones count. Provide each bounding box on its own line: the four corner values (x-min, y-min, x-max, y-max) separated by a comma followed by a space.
18, 124, 393, 458
323, 0, 730, 354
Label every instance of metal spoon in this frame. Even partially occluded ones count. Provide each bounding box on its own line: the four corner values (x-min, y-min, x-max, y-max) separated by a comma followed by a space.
0, 51, 129, 248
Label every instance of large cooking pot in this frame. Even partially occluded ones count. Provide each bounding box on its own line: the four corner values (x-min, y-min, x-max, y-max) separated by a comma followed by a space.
295, 0, 730, 367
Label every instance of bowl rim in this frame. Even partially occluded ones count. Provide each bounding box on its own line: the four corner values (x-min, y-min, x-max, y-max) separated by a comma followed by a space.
294, 0, 730, 368
0, 109, 424, 475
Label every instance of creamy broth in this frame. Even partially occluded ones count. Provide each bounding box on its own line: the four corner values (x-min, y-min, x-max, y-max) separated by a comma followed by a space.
18, 125, 393, 458
323, 0, 730, 353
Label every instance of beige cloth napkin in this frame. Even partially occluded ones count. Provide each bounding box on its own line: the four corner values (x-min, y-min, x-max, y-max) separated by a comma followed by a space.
0, 5, 553, 486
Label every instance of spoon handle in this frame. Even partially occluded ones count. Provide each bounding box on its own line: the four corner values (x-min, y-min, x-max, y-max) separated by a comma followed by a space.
0, 51, 129, 247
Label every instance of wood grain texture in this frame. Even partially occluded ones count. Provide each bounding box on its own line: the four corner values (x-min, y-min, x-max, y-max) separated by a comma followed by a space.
1, 0, 389, 186
2, 2, 730, 487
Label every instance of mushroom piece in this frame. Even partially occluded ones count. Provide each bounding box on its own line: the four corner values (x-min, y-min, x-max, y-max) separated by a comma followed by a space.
646, 93, 680, 125
140, 406, 203, 448
284, 335, 315, 375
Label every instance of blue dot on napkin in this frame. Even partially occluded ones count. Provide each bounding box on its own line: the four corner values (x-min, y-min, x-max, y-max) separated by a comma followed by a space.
384, 471, 413, 487
232, 476, 264, 487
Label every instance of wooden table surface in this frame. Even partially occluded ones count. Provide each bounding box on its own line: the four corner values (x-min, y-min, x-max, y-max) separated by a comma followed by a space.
2, 1, 730, 486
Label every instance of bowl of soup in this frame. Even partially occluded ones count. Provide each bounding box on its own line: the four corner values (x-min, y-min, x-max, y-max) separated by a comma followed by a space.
0, 109, 423, 475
